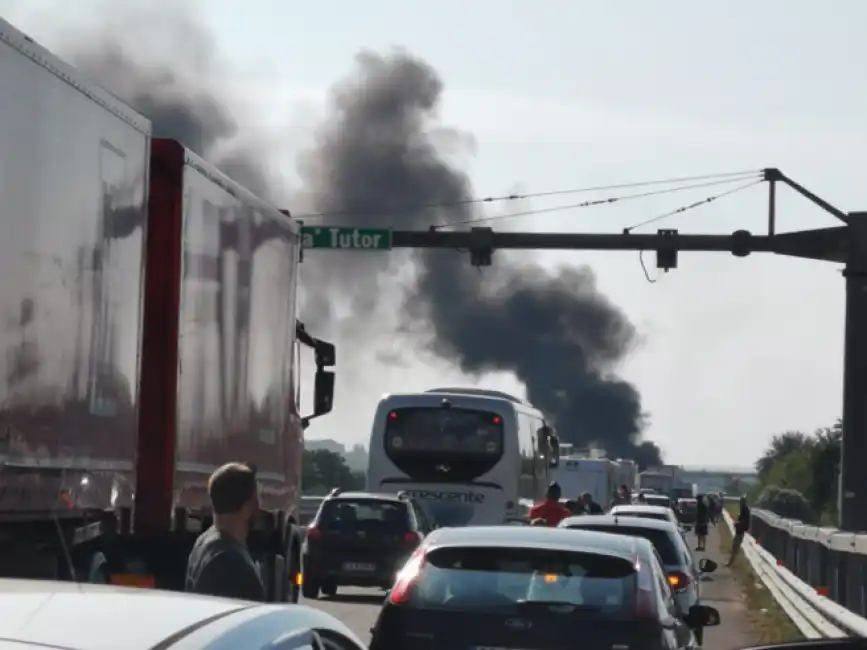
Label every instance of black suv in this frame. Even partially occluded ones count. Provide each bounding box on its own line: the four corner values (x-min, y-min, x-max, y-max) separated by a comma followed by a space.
301, 489, 433, 599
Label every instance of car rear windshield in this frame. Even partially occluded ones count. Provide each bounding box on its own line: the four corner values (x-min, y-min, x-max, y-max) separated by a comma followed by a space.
645, 497, 670, 507
564, 525, 680, 565
316, 499, 409, 531
409, 546, 636, 616
617, 510, 669, 522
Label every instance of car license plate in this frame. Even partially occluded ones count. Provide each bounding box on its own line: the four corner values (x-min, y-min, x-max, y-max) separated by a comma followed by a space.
343, 562, 375, 572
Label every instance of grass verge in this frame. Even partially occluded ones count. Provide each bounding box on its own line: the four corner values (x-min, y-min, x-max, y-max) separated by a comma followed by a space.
720, 504, 802, 644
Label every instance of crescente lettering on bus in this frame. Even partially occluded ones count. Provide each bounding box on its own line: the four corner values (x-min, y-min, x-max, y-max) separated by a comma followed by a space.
404, 489, 485, 503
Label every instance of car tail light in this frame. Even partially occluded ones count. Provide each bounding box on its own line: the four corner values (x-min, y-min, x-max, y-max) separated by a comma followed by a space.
667, 571, 692, 592
403, 531, 422, 547
634, 560, 658, 620
306, 526, 321, 541
390, 547, 426, 604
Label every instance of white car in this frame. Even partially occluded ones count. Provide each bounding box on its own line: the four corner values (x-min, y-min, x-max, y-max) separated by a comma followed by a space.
609, 503, 681, 528
0, 578, 368, 650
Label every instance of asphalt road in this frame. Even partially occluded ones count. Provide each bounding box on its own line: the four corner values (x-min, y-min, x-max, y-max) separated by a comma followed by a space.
303, 523, 759, 649
302, 587, 385, 643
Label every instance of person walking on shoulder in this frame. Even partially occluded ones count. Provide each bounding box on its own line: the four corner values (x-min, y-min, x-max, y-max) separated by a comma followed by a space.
186, 462, 266, 601
694, 494, 709, 551
529, 482, 571, 526
727, 496, 751, 566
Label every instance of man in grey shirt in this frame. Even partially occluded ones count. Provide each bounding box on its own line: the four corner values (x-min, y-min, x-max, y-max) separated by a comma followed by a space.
186, 462, 266, 601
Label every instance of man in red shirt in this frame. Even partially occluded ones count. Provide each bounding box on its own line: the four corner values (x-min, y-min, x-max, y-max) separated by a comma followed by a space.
529, 482, 571, 526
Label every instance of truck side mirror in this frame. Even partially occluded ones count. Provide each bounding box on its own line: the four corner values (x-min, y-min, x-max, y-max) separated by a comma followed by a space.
315, 340, 336, 368
301, 369, 335, 430
313, 370, 335, 417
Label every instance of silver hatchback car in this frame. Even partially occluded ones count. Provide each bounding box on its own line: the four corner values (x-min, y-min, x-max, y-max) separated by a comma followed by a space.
559, 514, 717, 644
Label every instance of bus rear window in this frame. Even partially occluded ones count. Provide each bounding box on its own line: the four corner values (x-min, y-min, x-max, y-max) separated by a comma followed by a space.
384, 407, 504, 455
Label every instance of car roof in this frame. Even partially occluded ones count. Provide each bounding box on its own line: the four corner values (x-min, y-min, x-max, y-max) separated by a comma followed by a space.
426, 525, 640, 560
0, 578, 252, 650
560, 514, 679, 532
613, 504, 673, 515
0, 579, 366, 650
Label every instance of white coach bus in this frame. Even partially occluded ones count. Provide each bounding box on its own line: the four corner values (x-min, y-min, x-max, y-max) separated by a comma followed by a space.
365, 387, 560, 526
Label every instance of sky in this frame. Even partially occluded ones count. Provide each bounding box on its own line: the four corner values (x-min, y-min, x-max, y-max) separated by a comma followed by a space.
2, 0, 864, 469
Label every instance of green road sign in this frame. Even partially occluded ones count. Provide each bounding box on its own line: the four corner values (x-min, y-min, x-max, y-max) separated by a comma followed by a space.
300, 226, 392, 251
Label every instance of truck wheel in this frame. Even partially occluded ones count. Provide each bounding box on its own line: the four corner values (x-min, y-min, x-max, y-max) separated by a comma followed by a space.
270, 555, 286, 602
285, 535, 301, 603
302, 579, 320, 599
321, 582, 337, 598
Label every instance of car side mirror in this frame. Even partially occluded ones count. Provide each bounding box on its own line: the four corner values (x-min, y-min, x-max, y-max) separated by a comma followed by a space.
698, 558, 718, 574
684, 604, 721, 628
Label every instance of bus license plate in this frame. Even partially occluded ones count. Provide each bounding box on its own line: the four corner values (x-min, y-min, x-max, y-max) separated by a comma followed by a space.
343, 562, 375, 572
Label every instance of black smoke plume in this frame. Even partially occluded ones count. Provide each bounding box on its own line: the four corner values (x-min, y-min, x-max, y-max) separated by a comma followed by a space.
60, 10, 663, 468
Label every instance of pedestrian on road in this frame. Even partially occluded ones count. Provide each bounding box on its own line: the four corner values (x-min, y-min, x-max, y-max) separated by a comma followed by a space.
711, 494, 723, 525
529, 482, 571, 526
186, 462, 266, 601
707, 495, 718, 526
694, 494, 709, 551
608, 484, 631, 510
581, 492, 604, 515
727, 496, 751, 566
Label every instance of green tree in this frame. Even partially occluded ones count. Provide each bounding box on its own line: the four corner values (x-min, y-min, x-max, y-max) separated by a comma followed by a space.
752, 419, 842, 525
755, 431, 810, 478
805, 420, 842, 522
302, 449, 365, 495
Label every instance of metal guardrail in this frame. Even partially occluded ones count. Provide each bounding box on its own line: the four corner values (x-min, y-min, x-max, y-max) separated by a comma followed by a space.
724, 508, 867, 637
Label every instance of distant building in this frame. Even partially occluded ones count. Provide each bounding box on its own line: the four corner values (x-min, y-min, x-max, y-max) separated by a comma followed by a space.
679, 467, 759, 495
